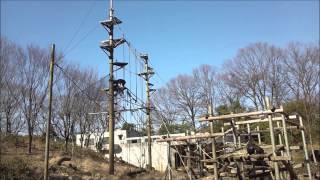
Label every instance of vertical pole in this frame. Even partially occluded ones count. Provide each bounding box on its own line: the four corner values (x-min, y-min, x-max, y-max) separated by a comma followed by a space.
257, 126, 261, 145
266, 97, 280, 180
277, 121, 284, 179
277, 122, 283, 145
280, 106, 291, 160
198, 142, 203, 176
210, 121, 218, 180
221, 126, 225, 153
208, 103, 218, 180
167, 142, 172, 180
237, 125, 241, 148
231, 114, 237, 148
299, 116, 312, 180
187, 144, 191, 176
145, 58, 152, 170
44, 44, 55, 180
108, 0, 115, 174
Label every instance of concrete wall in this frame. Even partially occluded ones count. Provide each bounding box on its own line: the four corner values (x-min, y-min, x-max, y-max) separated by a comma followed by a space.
118, 142, 169, 171
75, 130, 184, 172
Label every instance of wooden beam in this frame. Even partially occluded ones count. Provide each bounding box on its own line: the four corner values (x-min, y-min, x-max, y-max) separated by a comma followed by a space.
270, 156, 291, 161
199, 108, 284, 122
156, 132, 224, 142
156, 128, 233, 142
249, 126, 298, 133
223, 115, 297, 126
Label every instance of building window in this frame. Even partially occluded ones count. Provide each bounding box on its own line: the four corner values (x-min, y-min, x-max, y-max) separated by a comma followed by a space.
118, 134, 123, 140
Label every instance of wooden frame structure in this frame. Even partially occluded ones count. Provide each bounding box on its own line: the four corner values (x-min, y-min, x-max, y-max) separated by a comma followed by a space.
157, 97, 313, 180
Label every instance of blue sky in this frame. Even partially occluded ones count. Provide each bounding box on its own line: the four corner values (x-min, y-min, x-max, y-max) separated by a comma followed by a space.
1, 0, 319, 88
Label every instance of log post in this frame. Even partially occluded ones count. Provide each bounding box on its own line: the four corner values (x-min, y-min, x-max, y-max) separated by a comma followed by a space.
265, 97, 280, 180
299, 116, 312, 180
210, 121, 218, 180
237, 125, 241, 148
221, 126, 225, 153
280, 106, 291, 160
257, 126, 261, 145
167, 142, 172, 180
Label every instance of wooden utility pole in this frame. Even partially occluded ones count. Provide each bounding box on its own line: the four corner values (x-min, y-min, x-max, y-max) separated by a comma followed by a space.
107, 2, 115, 174
139, 54, 154, 170
44, 44, 55, 180
100, 0, 126, 175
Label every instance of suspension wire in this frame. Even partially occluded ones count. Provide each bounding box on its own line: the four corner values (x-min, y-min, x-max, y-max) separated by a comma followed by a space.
54, 63, 101, 107
153, 105, 192, 180
63, 24, 100, 57
63, 1, 97, 53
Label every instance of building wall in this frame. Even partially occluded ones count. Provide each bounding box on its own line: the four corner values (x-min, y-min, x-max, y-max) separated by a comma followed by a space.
75, 130, 184, 172
118, 142, 169, 171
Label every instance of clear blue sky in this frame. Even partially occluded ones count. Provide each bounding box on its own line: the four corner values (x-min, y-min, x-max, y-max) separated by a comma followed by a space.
1, 0, 319, 88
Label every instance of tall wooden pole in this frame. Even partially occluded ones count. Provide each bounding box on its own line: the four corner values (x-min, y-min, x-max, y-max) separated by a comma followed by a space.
100, 0, 125, 175
146, 58, 152, 170
140, 55, 153, 170
44, 44, 55, 180
108, 0, 115, 174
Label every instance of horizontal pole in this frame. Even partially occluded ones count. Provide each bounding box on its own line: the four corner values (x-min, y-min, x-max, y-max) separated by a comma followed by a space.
223, 115, 297, 126
156, 132, 224, 142
198, 109, 284, 122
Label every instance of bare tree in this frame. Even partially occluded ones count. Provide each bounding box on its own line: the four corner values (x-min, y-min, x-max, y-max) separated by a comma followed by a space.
0, 38, 23, 134
152, 87, 180, 133
221, 43, 287, 110
283, 42, 320, 160
54, 65, 79, 152
18, 45, 51, 153
193, 64, 216, 114
216, 73, 243, 108
167, 74, 201, 131
75, 70, 104, 148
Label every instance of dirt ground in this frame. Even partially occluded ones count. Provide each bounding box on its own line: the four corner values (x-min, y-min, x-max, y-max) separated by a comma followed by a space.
0, 135, 165, 180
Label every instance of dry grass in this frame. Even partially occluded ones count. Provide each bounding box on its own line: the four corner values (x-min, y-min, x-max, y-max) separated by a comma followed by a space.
0, 134, 164, 180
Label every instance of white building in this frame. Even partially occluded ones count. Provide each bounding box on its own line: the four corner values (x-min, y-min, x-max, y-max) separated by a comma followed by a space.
75, 129, 185, 172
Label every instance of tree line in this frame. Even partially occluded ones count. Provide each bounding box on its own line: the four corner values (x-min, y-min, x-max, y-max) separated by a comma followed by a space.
0, 37, 107, 153
1, 37, 319, 153
153, 42, 319, 144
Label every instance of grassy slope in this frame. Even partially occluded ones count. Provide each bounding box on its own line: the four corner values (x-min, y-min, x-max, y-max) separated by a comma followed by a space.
0, 135, 163, 180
